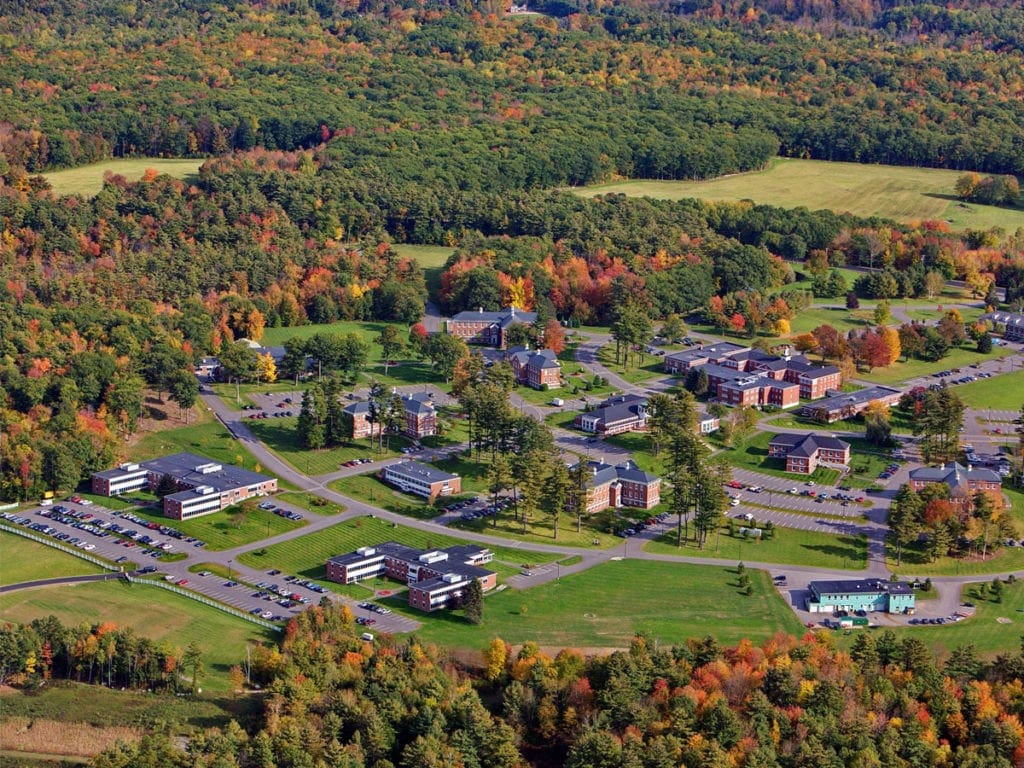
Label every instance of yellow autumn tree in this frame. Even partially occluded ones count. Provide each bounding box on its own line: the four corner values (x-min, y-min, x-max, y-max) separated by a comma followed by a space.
880, 326, 901, 366
484, 637, 508, 681
256, 352, 277, 382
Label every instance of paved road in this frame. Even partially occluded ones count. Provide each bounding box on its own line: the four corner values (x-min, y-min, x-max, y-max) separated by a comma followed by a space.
0, 572, 127, 593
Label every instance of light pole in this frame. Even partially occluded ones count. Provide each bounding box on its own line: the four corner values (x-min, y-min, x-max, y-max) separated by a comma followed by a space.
228, 559, 233, 581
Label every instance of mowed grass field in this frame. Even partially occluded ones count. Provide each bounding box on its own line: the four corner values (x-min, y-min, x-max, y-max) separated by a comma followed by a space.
0, 531, 107, 585
127, 505, 305, 552
644, 525, 868, 570
236, 516, 558, 584
42, 158, 203, 197
576, 158, 1024, 231
398, 560, 805, 651
0, 580, 274, 691
955, 369, 1024, 410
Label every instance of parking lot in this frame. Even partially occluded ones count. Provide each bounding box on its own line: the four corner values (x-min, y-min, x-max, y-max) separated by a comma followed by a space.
3, 498, 419, 635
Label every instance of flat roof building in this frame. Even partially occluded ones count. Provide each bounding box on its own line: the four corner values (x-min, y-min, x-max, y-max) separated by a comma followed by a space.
380, 460, 461, 500
91, 453, 277, 520
801, 385, 903, 423
807, 579, 915, 615
326, 542, 496, 612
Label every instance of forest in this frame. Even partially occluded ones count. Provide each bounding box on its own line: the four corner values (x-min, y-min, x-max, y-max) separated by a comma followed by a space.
7, 602, 1024, 768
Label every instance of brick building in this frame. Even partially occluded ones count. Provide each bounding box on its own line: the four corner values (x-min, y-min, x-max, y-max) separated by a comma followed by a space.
800, 385, 903, 423
506, 347, 562, 389
704, 364, 802, 409
575, 459, 661, 512
343, 391, 437, 440
326, 542, 496, 612
380, 460, 461, 499
768, 433, 851, 474
447, 306, 537, 348
91, 453, 277, 520
909, 462, 1002, 495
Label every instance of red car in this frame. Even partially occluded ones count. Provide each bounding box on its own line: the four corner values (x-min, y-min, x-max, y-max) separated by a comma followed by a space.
726, 480, 744, 489
176, 579, 188, 586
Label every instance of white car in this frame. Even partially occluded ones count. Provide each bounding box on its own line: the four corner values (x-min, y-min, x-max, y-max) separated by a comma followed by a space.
730, 497, 741, 507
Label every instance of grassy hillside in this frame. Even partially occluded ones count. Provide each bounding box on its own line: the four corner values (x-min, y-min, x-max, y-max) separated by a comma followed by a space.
43, 159, 203, 197
577, 158, 1024, 231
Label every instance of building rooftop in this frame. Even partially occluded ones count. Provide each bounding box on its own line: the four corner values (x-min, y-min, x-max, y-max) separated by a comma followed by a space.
385, 460, 460, 484
810, 579, 913, 596
579, 459, 659, 488
910, 462, 1001, 488
769, 432, 850, 458
805, 385, 902, 411
128, 452, 273, 493
401, 391, 436, 414
665, 342, 748, 366
452, 306, 537, 328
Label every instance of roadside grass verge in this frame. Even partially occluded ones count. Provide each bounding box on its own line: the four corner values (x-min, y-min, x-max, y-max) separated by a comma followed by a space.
643, 524, 868, 570
0, 580, 274, 691
236, 517, 559, 585
395, 559, 805, 651
0, 531, 106, 584
275, 491, 344, 516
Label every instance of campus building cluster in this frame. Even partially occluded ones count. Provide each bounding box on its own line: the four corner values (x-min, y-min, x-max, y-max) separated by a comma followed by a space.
768, 433, 851, 475
343, 391, 438, 440
447, 306, 536, 349
664, 343, 841, 409
806, 579, 916, 615
91, 452, 278, 520
326, 542, 496, 612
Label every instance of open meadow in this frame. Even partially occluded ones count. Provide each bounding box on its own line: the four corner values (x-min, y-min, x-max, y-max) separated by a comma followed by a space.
955, 369, 1024, 410
0, 530, 107, 585
42, 158, 203, 197
0, 580, 274, 691
396, 559, 805, 652
576, 158, 1024, 231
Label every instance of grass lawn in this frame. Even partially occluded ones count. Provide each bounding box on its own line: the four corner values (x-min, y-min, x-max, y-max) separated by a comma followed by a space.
42, 159, 203, 197
904, 305, 984, 325
722, 431, 843, 485
860, 345, 1013, 386
401, 559, 805, 651
329, 472, 466, 520
275, 490, 345, 516
767, 407, 915, 436
446, 505, 629, 550
545, 410, 582, 430
786, 306, 875, 337
836, 581, 1024, 659
956, 369, 1024, 410
887, 489, 1024, 576
236, 517, 558, 586
131, 420, 267, 474
644, 524, 868, 570
603, 431, 669, 476
0, 531, 107, 585
0, 580, 274, 692
247, 416, 406, 475
574, 157, 1024, 232
595, 345, 669, 385
127, 505, 305, 551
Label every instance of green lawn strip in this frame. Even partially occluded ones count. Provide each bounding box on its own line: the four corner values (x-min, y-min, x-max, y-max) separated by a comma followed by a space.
834, 582, 1024, 659
0, 530, 107, 584
904, 306, 984, 325
330, 472, 475, 521
511, 379, 615, 406
247, 416, 405, 475
126, 505, 305, 552
390, 243, 454, 269
955, 369, 1024, 410
720, 431, 844, 485
766, 411, 913, 435
573, 158, 1024, 232
558, 555, 583, 566
274, 490, 345, 516
42, 158, 203, 197
544, 410, 581, 430
131, 420, 272, 476
0, 580, 274, 692
644, 524, 868, 569
0, 681, 250, 733
389, 559, 805, 651
445, 506, 628, 550
602, 431, 669, 475
595, 344, 667, 384
859, 345, 1013, 386
236, 517, 558, 588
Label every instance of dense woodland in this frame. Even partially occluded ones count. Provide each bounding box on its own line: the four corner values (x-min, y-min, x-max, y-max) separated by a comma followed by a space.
10, 602, 1024, 768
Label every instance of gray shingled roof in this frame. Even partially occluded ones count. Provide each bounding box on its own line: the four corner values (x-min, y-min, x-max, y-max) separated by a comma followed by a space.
910, 462, 1001, 487
769, 433, 850, 458
451, 307, 537, 328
